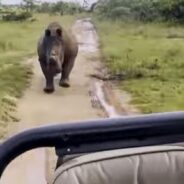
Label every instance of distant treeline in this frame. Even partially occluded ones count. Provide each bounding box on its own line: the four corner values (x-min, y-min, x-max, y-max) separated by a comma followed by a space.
95, 0, 184, 22
0, 0, 84, 21
36, 1, 84, 15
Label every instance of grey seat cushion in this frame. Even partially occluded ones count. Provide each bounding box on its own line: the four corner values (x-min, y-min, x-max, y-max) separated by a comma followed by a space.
52, 146, 184, 184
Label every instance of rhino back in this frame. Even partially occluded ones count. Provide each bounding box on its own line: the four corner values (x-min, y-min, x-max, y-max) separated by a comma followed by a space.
62, 29, 78, 58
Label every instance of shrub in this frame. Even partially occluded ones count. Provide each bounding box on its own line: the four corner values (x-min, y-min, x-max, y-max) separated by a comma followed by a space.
2, 11, 32, 21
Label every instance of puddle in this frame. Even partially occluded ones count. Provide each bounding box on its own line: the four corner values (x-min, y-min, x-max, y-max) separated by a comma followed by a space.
95, 81, 120, 118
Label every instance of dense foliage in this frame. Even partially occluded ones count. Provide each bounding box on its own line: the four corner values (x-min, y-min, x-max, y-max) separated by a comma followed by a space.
36, 1, 84, 15
95, 0, 184, 22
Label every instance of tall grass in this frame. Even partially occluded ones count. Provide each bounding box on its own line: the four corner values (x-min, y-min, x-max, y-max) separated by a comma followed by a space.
94, 19, 184, 113
0, 14, 75, 138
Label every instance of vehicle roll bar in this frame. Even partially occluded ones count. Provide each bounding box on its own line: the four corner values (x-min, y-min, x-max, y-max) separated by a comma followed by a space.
1, 112, 184, 178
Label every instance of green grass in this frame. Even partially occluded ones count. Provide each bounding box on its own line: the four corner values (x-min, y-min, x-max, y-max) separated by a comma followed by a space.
0, 14, 75, 138
94, 19, 184, 113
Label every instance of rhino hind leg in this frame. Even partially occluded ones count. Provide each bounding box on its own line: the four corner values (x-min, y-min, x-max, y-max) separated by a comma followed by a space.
59, 56, 76, 88
59, 78, 70, 88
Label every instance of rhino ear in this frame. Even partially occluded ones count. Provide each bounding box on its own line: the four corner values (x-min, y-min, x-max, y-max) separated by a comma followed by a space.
45, 29, 51, 37
56, 28, 62, 37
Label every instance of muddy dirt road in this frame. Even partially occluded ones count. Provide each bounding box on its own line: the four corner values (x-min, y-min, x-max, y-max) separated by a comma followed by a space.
1, 18, 137, 184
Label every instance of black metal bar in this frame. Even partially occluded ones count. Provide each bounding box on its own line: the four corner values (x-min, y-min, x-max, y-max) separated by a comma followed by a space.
1, 112, 184, 179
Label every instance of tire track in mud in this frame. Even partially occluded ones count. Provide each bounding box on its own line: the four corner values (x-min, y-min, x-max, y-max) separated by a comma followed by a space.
1, 18, 137, 184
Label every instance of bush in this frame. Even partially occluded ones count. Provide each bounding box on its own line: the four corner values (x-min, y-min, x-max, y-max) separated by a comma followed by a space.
109, 7, 132, 19
158, 0, 184, 22
2, 11, 32, 21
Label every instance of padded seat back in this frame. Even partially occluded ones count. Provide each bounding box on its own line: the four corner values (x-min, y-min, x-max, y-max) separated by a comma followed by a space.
52, 146, 184, 184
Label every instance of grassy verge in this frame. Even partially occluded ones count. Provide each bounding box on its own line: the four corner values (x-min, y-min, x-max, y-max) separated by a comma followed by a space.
0, 14, 75, 138
94, 19, 184, 113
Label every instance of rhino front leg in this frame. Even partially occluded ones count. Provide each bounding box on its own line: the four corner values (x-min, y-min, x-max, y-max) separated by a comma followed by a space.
39, 60, 55, 93
59, 56, 75, 88
44, 74, 54, 93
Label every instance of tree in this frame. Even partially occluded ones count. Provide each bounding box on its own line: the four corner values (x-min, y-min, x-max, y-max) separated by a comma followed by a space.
83, 0, 89, 8
51, 1, 65, 14
38, 2, 52, 13
89, 2, 98, 12
22, 0, 36, 12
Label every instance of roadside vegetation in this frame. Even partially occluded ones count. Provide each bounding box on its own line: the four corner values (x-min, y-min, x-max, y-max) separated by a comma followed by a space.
93, 0, 184, 113
0, 0, 79, 138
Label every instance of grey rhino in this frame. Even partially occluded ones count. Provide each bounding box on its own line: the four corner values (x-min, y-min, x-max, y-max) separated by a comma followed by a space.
37, 22, 78, 93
